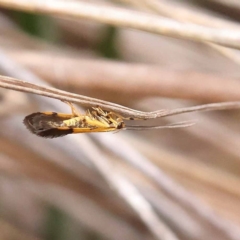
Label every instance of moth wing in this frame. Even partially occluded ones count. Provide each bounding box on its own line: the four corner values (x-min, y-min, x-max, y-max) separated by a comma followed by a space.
24, 112, 117, 138
23, 112, 73, 137
38, 126, 117, 138
72, 127, 116, 133
35, 127, 74, 138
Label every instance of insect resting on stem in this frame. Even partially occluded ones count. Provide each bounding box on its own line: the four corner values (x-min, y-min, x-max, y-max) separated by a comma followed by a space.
23, 101, 195, 138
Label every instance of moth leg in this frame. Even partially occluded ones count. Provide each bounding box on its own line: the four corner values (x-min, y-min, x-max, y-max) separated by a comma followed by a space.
92, 106, 142, 121
62, 101, 83, 117
86, 109, 95, 120
90, 109, 110, 124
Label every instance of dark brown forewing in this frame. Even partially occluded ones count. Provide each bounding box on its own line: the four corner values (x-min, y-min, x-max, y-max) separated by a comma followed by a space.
35, 128, 73, 138
23, 112, 73, 138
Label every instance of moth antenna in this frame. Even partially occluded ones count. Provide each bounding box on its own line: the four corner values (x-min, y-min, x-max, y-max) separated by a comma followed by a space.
124, 120, 196, 131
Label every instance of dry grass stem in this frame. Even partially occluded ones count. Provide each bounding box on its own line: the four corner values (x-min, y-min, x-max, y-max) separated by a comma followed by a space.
9, 51, 240, 102
1, 75, 240, 120
205, 0, 240, 9
123, 0, 240, 73
0, 0, 240, 49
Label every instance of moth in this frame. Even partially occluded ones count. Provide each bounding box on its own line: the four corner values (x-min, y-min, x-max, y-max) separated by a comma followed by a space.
23, 102, 194, 138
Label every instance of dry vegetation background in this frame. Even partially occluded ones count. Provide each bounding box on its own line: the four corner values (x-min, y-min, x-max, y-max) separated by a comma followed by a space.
0, 0, 240, 240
